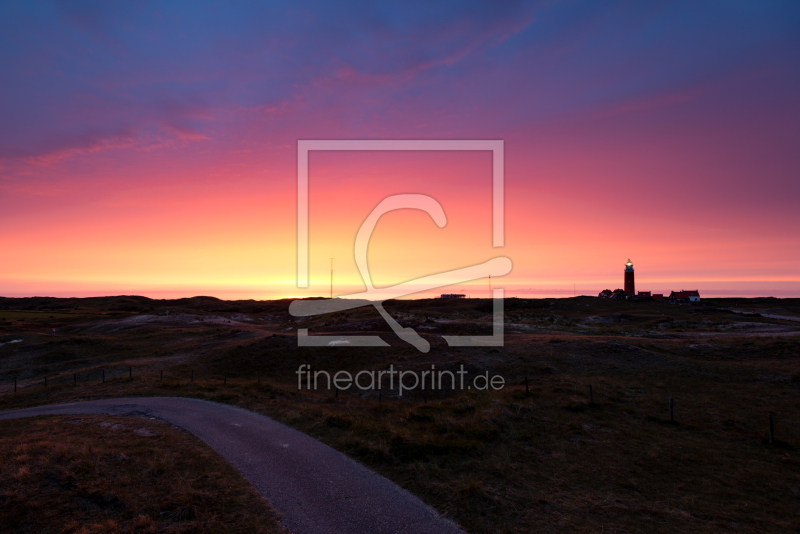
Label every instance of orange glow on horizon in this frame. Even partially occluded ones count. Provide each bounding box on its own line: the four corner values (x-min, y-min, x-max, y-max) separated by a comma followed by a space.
2, 142, 799, 299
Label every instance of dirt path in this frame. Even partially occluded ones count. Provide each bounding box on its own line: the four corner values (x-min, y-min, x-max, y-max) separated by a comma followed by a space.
725, 308, 800, 322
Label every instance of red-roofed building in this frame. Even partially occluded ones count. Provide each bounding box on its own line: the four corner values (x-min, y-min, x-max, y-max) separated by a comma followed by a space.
610, 288, 628, 300
669, 290, 701, 303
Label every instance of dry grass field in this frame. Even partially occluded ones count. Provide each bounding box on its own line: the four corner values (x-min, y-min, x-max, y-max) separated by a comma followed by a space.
1, 295, 799, 533
0, 415, 285, 534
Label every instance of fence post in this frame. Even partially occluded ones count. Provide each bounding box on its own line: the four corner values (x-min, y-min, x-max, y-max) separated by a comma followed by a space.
44, 376, 47, 387
769, 413, 775, 445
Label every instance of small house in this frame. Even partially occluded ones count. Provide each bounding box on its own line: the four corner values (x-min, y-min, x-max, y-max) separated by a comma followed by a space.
669, 290, 701, 304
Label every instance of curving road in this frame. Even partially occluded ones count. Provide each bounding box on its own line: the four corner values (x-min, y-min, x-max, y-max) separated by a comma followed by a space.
0, 397, 465, 534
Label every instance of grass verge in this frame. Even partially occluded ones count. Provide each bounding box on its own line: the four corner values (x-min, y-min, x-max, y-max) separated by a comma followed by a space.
0, 415, 285, 534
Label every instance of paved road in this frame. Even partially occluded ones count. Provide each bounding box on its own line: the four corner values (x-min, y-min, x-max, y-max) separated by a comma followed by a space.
0, 397, 465, 534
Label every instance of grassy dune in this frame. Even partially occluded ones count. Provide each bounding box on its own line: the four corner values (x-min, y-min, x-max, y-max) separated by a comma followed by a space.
1, 295, 799, 533
0, 415, 284, 534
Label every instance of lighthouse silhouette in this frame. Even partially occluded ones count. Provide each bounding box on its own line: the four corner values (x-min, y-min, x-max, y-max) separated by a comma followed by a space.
624, 259, 635, 296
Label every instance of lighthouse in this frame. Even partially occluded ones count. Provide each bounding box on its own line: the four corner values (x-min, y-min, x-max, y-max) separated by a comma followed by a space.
624, 259, 635, 296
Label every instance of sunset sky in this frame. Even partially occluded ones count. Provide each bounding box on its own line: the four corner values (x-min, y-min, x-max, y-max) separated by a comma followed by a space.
1, 1, 799, 299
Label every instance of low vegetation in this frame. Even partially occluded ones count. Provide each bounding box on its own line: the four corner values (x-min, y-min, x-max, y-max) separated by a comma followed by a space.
1, 295, 799, 533
0, 415, 284, 533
